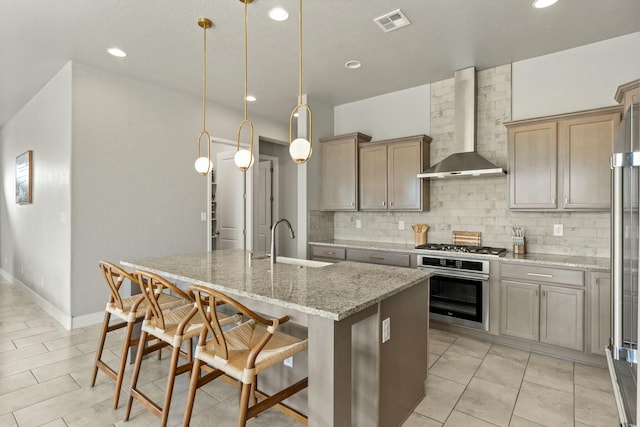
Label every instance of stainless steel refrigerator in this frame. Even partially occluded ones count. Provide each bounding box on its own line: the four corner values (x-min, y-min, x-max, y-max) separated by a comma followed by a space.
609, 99, 640, 427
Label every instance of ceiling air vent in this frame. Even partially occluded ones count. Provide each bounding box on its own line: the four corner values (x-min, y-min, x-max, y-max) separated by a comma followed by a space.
373, 9, 411, 33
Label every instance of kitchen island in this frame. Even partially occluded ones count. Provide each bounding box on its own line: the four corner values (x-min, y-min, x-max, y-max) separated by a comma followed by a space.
122, 250, 432, 427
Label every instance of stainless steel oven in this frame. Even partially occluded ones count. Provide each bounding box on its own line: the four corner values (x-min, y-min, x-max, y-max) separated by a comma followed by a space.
418, 254, 490, 331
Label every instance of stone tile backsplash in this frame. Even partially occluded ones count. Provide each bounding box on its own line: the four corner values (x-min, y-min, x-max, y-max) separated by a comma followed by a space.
322, 64, 610, 259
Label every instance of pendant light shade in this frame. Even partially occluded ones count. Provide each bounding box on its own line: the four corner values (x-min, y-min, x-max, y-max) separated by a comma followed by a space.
289, 0, 312, 164
235, 0, 255, 172
195, 18, 213, 176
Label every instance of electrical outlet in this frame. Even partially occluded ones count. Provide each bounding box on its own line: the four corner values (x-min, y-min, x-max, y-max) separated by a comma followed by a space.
200, 212, 207, 222
355, 219, 361, 229
553, 224, 564, 237
284, 357, 293, 368
382, 318, 391, 343
398, 221, 405, 230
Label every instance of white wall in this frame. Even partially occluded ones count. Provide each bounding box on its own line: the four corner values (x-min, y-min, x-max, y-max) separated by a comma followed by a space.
334, 84, 430, 140
69, 63, 289, 318
0, 62, 72, 317
1, 61, 290, 325
512, 32, 640, 120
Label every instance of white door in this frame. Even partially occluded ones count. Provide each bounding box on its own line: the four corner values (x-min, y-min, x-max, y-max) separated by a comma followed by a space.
255, 160, 273, 252
216, 151, 245, 249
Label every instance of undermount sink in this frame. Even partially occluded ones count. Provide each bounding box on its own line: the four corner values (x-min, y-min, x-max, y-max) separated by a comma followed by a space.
274, 256, 332, 268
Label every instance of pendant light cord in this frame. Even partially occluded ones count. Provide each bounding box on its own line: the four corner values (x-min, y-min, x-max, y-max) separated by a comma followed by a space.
202, 21, 207, 133
244, 0, 248, 120
298, 0, 302, 102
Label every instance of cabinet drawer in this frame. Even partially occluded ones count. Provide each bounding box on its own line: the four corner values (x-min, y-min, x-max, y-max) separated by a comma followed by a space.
501, 263, 584, 286
311, 246, 346, 261
346, 249, 411, 267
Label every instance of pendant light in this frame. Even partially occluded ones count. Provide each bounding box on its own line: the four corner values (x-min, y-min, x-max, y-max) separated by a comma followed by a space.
289, 0, 312, 164
194, 18, 213, 175
234, 0, 255, 172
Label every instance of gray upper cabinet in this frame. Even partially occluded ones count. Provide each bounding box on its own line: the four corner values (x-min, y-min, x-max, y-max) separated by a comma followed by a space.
359, 135, 431, 211
508, 122, 558, 209
506, 106, 622, 211
319, 132, 372, 211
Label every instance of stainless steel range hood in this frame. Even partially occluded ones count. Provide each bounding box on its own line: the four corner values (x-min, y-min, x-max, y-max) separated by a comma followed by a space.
418, 67, 506, 179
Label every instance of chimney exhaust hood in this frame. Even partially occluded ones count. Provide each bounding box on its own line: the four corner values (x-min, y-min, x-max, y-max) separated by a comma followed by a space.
417, 67, 506, 179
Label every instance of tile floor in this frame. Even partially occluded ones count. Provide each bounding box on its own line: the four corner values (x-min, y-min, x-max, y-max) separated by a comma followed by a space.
1, 279, 620, 427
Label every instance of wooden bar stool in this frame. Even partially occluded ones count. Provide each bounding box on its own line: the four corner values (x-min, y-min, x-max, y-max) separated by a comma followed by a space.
90, 261, 185, 409
183, 284, 309, 427
124, 271, 239, 427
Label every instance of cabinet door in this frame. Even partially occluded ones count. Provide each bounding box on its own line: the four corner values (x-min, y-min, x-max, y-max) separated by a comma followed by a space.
540, 285, 584, 351
590, 271, 611, 355
320, 136, 358, 210
388, 139, 423, 210
500, 280, 539, 341
560, 113, 620, 210
508, 122, 558, 209
359, 145, 388, 210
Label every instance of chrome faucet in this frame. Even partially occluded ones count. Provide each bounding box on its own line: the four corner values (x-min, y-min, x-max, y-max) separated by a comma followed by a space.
270, 218, 295, 265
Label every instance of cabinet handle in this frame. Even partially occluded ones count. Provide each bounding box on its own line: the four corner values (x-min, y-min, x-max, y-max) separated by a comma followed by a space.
327, 251, 335, 255
565, 198, 569, 205
382, 201, 386, 207
527, 272, 553, 278
369, 256, 385, 260
535, 289, 538, 296
552, 198, 555, 204
595, 278, 600, 285
390, 201, 393, 206
542, 290, 546, 297
351, 202, 355, 207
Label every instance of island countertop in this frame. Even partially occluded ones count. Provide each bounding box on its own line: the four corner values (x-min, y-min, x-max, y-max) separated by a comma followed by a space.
121, 250, 433, 321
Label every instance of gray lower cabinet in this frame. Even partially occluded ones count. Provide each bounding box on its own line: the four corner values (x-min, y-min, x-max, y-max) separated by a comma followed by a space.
589, 270, 611, 355
500, 263, 585, 351
310, 245, 414, 268
346, 248, 412, 268
310, 245, 346, 262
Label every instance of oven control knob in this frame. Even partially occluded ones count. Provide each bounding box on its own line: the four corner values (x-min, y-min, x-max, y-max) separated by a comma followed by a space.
447, 312, 453, 316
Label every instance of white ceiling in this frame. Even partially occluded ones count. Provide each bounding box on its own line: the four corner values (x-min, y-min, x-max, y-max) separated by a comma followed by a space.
1, 0, 639, 128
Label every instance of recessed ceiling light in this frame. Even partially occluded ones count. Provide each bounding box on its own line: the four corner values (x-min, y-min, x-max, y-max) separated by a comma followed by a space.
107, 47, 127, 58
245, 95, 256, 102
532, 0, 558, 8
345, 60, 362, 69
268, 7, 289, 21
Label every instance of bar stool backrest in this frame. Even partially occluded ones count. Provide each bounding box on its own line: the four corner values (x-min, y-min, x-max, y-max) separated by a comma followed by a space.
99, 261, 137, 311
134, 270, 192, 331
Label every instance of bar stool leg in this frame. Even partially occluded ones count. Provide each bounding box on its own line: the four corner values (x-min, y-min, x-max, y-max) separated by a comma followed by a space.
160, 345, 183, 427
238, 382, 252, 427
90, 311, 111, 387
112, 319, 135, 408
182, 358, 203, 427
125, 329, 148, 421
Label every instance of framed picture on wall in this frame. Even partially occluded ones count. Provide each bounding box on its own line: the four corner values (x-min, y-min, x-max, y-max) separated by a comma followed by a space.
16, 150, 32, 204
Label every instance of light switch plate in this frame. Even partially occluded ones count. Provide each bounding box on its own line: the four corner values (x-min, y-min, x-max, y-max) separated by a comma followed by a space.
200, 212, 207, 222
398, 221, 405, 230
553, 224, 563, 236
355, 219, 362, 229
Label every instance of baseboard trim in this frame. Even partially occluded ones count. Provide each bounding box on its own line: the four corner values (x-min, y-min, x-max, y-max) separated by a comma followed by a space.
0, 269, 103, 330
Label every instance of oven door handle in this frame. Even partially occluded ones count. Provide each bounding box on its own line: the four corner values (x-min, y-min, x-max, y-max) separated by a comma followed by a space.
425, 269, 489, 281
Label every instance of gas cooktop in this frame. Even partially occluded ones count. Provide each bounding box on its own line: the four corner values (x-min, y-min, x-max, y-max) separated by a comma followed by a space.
415, 243, 507, 257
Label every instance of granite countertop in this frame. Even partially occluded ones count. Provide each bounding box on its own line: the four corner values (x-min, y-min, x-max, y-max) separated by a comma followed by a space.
122, 250, 433, 321
309, 239, 610, 270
